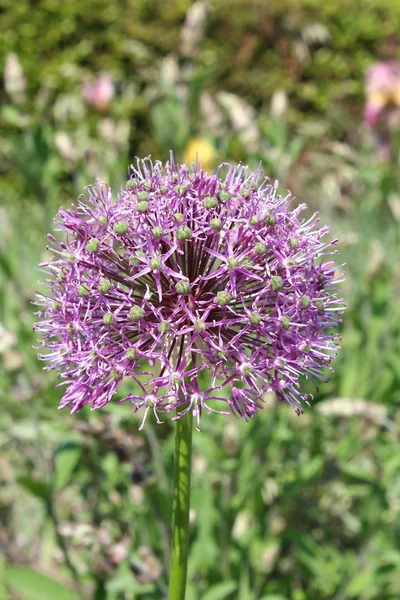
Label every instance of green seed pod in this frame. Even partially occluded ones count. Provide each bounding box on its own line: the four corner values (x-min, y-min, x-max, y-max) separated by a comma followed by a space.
227, 257, 238, 268
216, 291, 232, 306
255, 242, 267, 255
315, 300, 324, 311
158, 320, 171, 333
219, 191, 230, 203
203, 196, 218, 209
210, 218, 222, 230
98, 279, 111, 293
136, 201, 149, 212
150, 257, 161, 270
143, 181, 152, 190
160, 185, 168, 194
130, 306, 145, 321
111, 369, 122, 380
85, 238, 100, 253
126, 348, 137, 360
271, 275, 283, 291
174, 212, 184, 223
281, 316, 291, 329
52, 301, 61, 311
113, 221, 128, 234
250, 215, 259, 225
103, 313, 114, 326
177, 226, 192, 241
175, 280, 191, 295
264, 214, 276, 226
138, 191, 148, 202
126, 180, 135, 189
152, 226, 163, 239
98, 215, 107, 225
300, 295, 311, 308
290, 237, 299, 249
194, 320, 206, 331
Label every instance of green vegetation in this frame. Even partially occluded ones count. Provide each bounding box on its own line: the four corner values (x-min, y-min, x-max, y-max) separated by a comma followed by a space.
1, 1, 400, 599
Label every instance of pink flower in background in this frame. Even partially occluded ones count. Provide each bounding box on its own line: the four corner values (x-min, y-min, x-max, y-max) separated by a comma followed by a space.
83, 74, 115, 112
364, 61, 400, 127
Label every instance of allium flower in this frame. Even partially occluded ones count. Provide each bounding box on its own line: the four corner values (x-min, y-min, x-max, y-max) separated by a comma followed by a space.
35, 156, 343, 429
83, 73, 115, 113
364, 60, 400, 127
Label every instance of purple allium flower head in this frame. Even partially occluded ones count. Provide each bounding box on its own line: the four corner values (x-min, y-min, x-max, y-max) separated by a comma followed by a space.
35, 156, 343, 430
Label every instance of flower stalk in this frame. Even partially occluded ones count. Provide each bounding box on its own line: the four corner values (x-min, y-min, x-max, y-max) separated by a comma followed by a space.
168, 410, 193, 600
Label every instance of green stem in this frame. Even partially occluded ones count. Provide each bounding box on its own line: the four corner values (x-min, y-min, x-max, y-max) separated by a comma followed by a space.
168, 411, 193, 600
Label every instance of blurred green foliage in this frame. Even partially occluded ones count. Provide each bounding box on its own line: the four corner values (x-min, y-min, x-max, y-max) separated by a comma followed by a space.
1, 1, 400, 599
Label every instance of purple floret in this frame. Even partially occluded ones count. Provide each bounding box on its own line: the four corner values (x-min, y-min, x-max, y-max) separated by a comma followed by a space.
34, 156, 343, 429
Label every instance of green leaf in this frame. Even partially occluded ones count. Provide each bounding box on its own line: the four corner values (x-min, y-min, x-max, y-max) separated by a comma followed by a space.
4, 565, 78, 600
17, 476, 51, 502
202, 581, 238, 600
54, 442, 81, 490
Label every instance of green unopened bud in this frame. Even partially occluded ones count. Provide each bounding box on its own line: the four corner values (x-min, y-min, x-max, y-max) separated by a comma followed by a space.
219, 191, 230, 203
85, 238, 100, 253
177, 226, 192, 241
204, 196, 218, 209
255, 242, 267, 255
103, 312, 114, 326
111, 369, 122, 380
175, 280, 191, 295
152, 226, 163, 239
98, 279, 111, 293
113, 221, 128, 234
240, 188, 250, 198
251, 181, 259, 191
227, 257, 238, 268
158, 320, 170, 333
174, 184, 187, 196
130, 306, 145, 321
126, 348, 137, 360
137, 200, 149, 212
290, 237, 299, 249
281, 316, 291, 329
250, 215, 259, 225
194, 320, 206, 331
52, 301, 60, 311
216, 291, 232, 306
143, 181, 152, 190
249, 311, 261, 325
98, 214, 107, 225
138, 191, 148, 202
315, 300, 324, 311
78, 285, 89, 297
126, 180, 135, 189
264, 214, 276, 226
210, 218, 222, 230
149, 257, 161, 270
174, 212, 184, 223
271, 275, 283, 291
300, 295, 311, 308
160, 185, 168, 194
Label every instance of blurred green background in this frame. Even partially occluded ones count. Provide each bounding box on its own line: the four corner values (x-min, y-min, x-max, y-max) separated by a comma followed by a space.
1, 1, 400, 599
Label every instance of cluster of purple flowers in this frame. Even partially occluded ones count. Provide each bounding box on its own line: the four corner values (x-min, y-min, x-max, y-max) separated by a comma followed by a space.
35, 157, 343, 429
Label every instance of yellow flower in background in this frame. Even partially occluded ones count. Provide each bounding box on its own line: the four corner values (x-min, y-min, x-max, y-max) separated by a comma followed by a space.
183, 137, 217, 170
